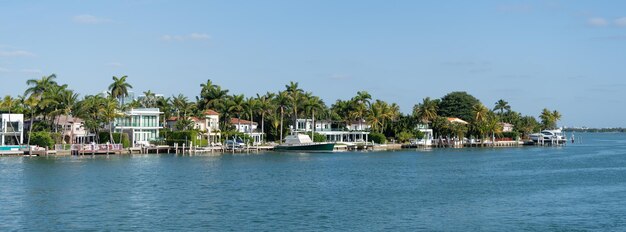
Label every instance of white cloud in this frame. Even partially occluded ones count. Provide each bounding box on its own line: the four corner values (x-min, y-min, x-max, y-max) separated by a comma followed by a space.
73, 14, 112, 24
615, 17, 626, 27
20, 69, 42, 74
0, 67, 9, 72
0, 50, 35, 57
588, 17, 608, 27
161, 33, 211, 42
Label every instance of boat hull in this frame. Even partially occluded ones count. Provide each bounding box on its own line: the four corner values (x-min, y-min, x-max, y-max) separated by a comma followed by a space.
274, 143, 335, 152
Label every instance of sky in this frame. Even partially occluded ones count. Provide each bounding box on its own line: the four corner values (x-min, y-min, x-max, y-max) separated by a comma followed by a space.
1, 0, 625, 128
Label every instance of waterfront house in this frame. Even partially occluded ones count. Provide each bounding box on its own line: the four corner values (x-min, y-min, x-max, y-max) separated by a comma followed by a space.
230, 118, 263, 145
203, 110, 221, 144
56, 115, 95, 144
1, 114, 23, 146
294, 118, 370, 143
415, 123, 434, 146
165, 109, 221, 145
114, 108, 163, 146
500, 122, 514, 132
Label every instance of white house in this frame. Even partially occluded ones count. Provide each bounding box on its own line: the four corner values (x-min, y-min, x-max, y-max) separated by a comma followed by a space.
500, 122, 514, 132
203, 110, 221, 144
294, 118, 370, 143
1, 114, 23, 146
415, 124, 433, 146
231, 118, 263, 145
114, 108, 163, 146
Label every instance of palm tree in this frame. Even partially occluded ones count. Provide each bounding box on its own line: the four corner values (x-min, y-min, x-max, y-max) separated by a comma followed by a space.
108, 75, 133, 105
493, 99, 511, 115
303, 95, 324, 138
367, 100, 385, 133
140, 90, 157, 108
25, 74, 58, 97
256, 92, 274, 143
540, 108, 558, 129
58, 90, 79, 143
244, 97, 259, 142
351, 91, 372, 130
413, 97, 438, 125
228, 94, 246, 139
171, 94, 192, 118
285, 81, 304, 129
23, 96, 40, 147
472, 103, 490, 123
274, 91, 290, 142
101, 97, 120, 144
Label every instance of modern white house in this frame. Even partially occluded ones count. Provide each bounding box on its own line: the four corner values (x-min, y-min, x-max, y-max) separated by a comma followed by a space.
294, 118, 370, 143
56, 115, 95, 144
114, 108, 163, 146
231, 118, 263, 145
1, 114, 24, 146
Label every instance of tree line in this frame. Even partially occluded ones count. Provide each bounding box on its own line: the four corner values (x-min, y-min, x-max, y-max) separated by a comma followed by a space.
0, 74, 562, 147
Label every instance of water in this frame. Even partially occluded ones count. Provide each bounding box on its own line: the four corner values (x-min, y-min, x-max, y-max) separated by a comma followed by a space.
1, 133, 625, 231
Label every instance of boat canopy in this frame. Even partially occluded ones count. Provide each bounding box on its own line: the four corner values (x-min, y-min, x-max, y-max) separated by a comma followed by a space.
284, 134, 313, 145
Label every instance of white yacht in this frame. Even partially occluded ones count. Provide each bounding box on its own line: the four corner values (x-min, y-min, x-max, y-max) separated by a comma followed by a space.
530, 129, 567, 144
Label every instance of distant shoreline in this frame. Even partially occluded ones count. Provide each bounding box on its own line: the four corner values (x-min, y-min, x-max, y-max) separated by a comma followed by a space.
564, 128, 626, 133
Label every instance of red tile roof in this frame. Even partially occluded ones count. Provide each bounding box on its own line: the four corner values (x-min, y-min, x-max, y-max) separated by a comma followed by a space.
203, 109, 219, 115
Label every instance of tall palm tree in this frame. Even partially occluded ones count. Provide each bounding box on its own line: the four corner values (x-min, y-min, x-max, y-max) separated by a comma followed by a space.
472, 103, 490, 123
256, 92, 274, 143
351, 91, 372, 130
413, 97, 438, 125
303, 95, 324, 138
540, 108, 558, 129
285, 81, 304, 129
274, 91, 290, 142
228, 94, 246, 137
23, 96, 40, 147
244, 97, 259, 143
58, 90, 79, 143
108, 75, 133, 105
141, 90, 157, 108
171, 94, 192, 118
493, 99, 511, 115
101, 97, 120, 144
25, 74, 58, 97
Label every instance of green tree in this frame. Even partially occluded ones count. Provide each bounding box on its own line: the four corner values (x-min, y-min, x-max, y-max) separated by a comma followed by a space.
493, 99, 511, 115
101, 97, 120, 144
285, 81, 304, 129
437, 91, 481, 122
108, 75, 133, 105
413, 97, 438, 125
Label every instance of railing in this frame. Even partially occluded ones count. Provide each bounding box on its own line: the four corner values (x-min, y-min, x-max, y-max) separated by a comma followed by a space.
64, 144, 123, 152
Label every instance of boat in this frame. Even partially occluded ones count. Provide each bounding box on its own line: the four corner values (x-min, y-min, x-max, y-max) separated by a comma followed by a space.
529, 129, 567, 144
274, 134, 335, 152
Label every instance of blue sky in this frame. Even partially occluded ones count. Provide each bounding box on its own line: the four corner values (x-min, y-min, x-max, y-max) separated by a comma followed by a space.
1, 0, 625, 127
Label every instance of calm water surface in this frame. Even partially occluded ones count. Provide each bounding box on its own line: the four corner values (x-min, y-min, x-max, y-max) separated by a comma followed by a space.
1, 133, 625, 231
